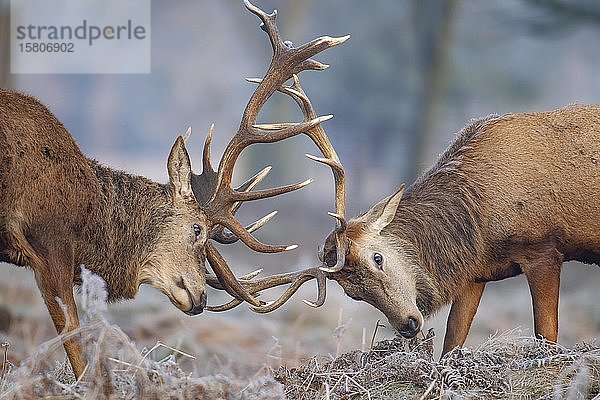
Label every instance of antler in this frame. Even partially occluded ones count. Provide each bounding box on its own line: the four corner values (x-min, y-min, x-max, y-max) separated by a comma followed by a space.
201, 0, 349, 255
255, 73, 349, 273
202, 0, 349, 312
190, 125, 279, 245
205, 266, 326, 313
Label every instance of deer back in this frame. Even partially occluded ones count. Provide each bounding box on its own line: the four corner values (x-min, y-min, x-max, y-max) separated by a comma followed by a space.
0, 89, 99, 265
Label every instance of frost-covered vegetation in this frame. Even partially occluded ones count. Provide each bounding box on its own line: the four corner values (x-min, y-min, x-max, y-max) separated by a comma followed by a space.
0, 270, 598, 399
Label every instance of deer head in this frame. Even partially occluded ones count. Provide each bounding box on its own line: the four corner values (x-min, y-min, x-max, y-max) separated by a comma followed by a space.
138, 135, 209, 315
322, 185, 425, 339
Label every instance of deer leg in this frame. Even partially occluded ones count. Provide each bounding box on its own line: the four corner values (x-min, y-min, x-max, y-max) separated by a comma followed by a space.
442, 281, 485, 355
32, 253, 87, 379
522, 250, 562, 343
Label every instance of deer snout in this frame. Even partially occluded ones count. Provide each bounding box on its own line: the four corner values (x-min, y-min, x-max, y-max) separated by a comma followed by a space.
386, 307, 424, 339
171, 276, 207, 315
185, 291, 207, 316
398, 316, 421, 339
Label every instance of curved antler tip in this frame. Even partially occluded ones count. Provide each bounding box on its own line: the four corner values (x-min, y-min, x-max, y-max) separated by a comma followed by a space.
285, 244, 298, 251
319, 265, 341, 273
249, 301, 274, 313
206, 123, 215, 141
183, 126, 192, 143
305, 154, 339, 170
302, 299, 321, 308
302, 178, 314, 186
266, 210, 278, 218
240, 268, 263, 280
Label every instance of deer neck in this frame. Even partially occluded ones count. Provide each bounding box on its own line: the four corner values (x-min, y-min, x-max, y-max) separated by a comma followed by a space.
390, 172, 485, 315
75, 160, 173, 300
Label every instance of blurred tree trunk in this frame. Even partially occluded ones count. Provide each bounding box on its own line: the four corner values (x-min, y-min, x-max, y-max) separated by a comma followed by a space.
405, 0, 459, 180
0, 0, 9, 88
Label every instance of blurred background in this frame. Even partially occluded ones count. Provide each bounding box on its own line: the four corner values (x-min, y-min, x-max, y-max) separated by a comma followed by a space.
0, 0, 599, 377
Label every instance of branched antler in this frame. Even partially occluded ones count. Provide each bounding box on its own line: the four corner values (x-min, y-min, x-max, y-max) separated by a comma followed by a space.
202, 0, 348, 312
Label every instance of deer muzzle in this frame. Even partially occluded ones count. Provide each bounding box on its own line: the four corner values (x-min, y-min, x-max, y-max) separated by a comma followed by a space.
183, 287, 207, 316
397, 316, 421, 339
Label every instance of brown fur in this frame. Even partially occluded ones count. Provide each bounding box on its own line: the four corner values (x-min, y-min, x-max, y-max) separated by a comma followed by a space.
326, 104, 600, 354
0, 89, 208, 377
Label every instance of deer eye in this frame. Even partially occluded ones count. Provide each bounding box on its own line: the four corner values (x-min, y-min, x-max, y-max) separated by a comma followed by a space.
193, 224, 202, 238
373, 252, 383, 269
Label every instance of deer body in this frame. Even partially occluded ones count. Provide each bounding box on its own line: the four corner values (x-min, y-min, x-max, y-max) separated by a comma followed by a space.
0, 89, 208, 377
325, 104, 600, 354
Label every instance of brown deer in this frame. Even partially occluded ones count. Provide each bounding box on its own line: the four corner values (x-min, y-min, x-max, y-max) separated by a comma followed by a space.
318, 105, 600, 355
195, 2, 599, 357
0, 0, 349, 378
0, 88, 210, 377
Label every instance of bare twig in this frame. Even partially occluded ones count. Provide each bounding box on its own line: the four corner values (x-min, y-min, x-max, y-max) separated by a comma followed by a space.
1, 342, 9, 379
370, 320, 386, 349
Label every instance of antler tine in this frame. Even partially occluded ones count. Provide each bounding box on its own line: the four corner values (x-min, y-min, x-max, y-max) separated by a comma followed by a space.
205, 268, 265, 311
206, 268, 263, 289
211, 166, 272, 244
321, 213, 348, 272
212, 210, 277, 244
202, 124, 215, 175
206, 266, 327, 313
205, 298, 244, 312
235, 165, 271, 194
218, 215, 298, 253
191, 124, 218, 206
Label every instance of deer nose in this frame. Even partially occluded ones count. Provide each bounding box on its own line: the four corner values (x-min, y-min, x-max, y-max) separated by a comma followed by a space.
185, 291, 207, 316
399, 317, 421, 339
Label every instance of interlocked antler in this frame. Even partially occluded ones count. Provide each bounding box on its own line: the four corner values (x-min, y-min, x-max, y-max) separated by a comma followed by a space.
204, 0, 349, 312
205, 266, 326, 313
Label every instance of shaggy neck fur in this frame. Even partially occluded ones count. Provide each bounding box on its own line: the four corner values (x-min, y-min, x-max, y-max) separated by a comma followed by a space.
75, 161, 175, 301
385, 117, 495, 316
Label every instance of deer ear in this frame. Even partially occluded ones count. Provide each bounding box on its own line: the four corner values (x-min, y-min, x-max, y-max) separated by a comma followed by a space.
167, 136, 194, 200
367, 184, 405, 233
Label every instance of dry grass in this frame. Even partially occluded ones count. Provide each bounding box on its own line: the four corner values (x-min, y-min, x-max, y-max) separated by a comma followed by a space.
276, 329, 600, 399
0, 269, 284, 400
0, 268, 598, 399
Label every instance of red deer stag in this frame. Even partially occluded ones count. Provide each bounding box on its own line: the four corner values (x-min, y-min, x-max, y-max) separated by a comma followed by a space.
0, 0, 349, 378
320, 105, 600, 354
0, 90, 208, 377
